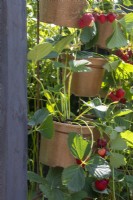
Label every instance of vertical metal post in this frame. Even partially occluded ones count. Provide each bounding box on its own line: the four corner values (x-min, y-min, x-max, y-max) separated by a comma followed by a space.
0, 0, 27, 199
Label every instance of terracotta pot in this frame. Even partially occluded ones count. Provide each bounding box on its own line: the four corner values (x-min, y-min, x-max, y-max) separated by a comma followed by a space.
39, 121, 100, 168
96, 14, 124, 49
71, 57, 106, 97
39, 0, 87, 28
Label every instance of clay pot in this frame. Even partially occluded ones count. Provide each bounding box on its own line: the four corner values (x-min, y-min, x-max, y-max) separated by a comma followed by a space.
71, 57, 106, 97
39, 0, 87, 28
39, 121, 100, 168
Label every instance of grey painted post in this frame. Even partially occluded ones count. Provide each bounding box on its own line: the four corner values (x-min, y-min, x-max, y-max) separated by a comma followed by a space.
0, 0, 27, 200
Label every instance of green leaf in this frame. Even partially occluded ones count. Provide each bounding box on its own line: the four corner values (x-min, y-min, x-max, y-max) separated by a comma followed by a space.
121, 130, 133, 147
110, 153, 126, 168
119, 62, 133, 73
28, 108, 50, 127
68, 132, 91, 160
113, 109, 133, 118
71, 191, 88, 200
44, 51, 58, 59
111, 135, 127, 150
40, 185, 65, 200
125, 175, 133, 187
62, 165, 85, 192
76, 51, 93, 59
27, 171, 47, 185
38, 115, 54, 139
69, 60, 91, 72
107, 23, 127, 49
87, 156, 111, 179
103, 60, 120, 72
28, 42, 53, 62
118, 13, 133, 32
53, 61, 65, 69
123, 0, 133, 6
53, 35, 74, 53
110, 130, 118, 140
46, 167, 63, 188
80, 25, 96, 43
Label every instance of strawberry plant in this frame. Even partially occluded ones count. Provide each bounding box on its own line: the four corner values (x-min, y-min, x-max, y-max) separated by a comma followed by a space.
27, 0, 133, 199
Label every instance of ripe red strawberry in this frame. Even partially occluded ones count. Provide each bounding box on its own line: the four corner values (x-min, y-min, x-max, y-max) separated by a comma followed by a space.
98, 148, 107, 158
78, 13, 95, 28
78, 19, 86, 28
116, 88, 125, 99
108, 91, 120, 102
115, 49, 123, 57
97, 14, 107, 24
97, 138, 107, 148
95, 179, 109, 191
119, 97, 126, 104
121, 53, 129, 62
107, 13, 116, 23
76, 159, 85, 168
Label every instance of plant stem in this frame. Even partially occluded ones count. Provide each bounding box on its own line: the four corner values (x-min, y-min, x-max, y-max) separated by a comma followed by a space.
68, 72, 72, 119
112, 167, 116, 200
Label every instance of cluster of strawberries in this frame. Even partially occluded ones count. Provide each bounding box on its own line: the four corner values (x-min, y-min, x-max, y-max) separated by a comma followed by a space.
93, 12, 116, 23
96, 138, 109, 191
78, 12, 116, 28
108, 88, 126, 104
115, 48, 133, 64
75, 138, 109, 191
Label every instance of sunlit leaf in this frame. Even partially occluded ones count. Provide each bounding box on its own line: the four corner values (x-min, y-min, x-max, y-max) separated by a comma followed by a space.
54, 35, 74, 53
28, 42, 53, 62
68, 132, 91, 160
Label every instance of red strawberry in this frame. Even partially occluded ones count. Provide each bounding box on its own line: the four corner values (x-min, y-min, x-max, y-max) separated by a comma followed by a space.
78, 13, 94, 28
116, 88, 125, 99
97, 138, 107, 148
78, 19, 86, 28
98, 148, 107, 158
120, 97, 126, 104
76, 159, 85, 168
115, 49, 123, 57
97, 14, 107, 24
95, 179, 109, 191
108, 91, 120, 102
107, 13, 116, 23
121, 53, 129, 62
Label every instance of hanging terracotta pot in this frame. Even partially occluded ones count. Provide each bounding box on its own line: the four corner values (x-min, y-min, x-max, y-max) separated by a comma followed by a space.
71, 57, 106, 97
39, 121, 100, 168
39, 0, 88, 28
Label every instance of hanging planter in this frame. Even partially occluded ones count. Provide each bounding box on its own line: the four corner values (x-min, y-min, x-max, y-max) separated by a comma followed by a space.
39, 121, 100, 168
39, 0, 88, 28
71, 57, 106, 97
